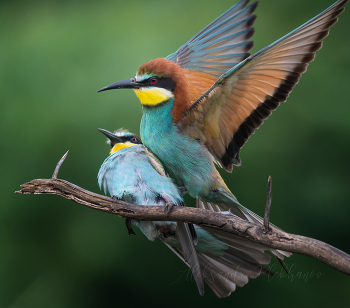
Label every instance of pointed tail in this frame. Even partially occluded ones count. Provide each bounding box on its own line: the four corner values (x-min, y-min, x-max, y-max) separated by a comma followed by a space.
196, 199, 292, 260
176, 222, 204, 296
166, 210, 285, 298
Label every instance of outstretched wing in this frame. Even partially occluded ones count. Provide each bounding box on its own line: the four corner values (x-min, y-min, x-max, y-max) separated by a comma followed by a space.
178, 0, 348, 171
166, 0, 258, 102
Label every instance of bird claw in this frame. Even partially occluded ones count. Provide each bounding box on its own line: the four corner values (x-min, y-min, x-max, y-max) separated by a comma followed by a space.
112, 195, 120, 201
125, 217, 136, 236
221, 209, 234, 216
178, 186, 187, 192
164, 202, 175, 215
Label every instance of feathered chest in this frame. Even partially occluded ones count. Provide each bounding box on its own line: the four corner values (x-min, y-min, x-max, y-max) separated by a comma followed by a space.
140, 100, 215, 189
98, 145, 182, 206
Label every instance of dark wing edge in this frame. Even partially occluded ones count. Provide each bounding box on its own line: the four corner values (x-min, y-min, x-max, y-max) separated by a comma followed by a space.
166, 0, 258, 77
181, 0, 347, 172
225, 0, 348, 169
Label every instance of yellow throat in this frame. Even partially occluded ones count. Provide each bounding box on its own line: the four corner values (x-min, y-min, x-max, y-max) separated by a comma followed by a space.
110, 142, 136, 154
134, 87, 174, 106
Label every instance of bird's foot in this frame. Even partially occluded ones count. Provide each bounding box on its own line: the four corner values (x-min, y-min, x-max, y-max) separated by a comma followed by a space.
178, 186, 187, 192
221, 209, 235, 216
125, 217, 136, 236
164, 202, 175, 215
112, 195, 120, 201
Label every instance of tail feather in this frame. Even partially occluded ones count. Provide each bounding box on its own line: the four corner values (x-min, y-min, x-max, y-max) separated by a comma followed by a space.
165, 208, 286, 298
176, 222, 204, 296
198, 254, 238, 298
198, 253, 238, 298
186, 221, 198, 245
165, 244, 238, 298
199, 253, 249, 287
202, 275, 236, 298
204, 227, 274, 257
225, 243, 269, 263
237, 206, 292, 258
196, 198, 222, 212
196, 199, 292, 259
209, 252, 264, 279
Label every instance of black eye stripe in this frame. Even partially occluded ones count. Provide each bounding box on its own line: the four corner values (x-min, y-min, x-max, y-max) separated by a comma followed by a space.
117, 136, 142, 144
118, 136, 132, 142
142, 77, 176, 92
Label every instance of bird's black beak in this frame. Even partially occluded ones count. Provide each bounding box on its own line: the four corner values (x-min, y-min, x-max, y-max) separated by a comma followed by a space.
97, 78, 141, 92
98, 128, 123, 144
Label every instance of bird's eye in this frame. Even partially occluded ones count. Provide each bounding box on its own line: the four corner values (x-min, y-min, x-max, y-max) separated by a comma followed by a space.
150, 77, 158, 84
131, 137, 138, 143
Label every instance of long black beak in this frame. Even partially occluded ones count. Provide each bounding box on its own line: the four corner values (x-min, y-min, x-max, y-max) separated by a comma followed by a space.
97, 78, 140, 92
98, 128, 122, 144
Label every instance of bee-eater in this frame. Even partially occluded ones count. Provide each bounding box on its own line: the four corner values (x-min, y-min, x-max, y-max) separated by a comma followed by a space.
98, 1, 347, 221
97, 128, 290, 298
97, 128, 204, 295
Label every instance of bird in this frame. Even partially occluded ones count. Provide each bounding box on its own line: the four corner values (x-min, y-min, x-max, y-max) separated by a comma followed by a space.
97, 128, 204, 295
98, 1, 347, 224
97, 128, 290, 298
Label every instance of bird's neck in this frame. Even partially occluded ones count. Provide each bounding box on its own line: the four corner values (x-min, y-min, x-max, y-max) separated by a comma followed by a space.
110, 142, 136, 154
172, 76, 192, 123
141, 99, 175, 135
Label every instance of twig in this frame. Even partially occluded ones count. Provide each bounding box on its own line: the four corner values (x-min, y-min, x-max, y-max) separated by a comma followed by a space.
52, 151, 69, 179
263, 176, 272, 233
15, 178, 350, 276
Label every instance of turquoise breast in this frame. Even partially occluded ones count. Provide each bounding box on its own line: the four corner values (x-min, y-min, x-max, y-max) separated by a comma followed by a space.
140, 99, 216, 198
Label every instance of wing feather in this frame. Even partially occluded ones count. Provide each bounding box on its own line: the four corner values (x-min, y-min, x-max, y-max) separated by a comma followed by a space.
166, 0, 257, 76
167, 1, 258, 104
178, 0, 347, 171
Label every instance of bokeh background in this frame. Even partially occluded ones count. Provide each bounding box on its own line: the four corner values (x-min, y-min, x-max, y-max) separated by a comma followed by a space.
2, 0, 350, 307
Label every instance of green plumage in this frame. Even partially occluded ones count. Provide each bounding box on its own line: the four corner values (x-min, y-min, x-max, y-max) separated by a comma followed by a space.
97, 129, 282, 297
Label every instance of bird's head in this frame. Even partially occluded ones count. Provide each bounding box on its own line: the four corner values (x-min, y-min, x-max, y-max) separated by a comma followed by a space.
98, 128, 142, 154
98, 58, 191, 122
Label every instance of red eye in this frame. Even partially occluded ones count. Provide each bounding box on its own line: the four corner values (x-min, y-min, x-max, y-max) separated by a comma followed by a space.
131, 137, 138, 143
150, 77, 158, 84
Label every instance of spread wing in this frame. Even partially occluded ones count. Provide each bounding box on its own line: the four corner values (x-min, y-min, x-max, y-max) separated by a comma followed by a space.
178, 0, 348, 171
166, 0, 258, 102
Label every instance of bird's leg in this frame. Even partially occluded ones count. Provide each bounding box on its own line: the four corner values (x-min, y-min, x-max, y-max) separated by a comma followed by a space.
164, 202, 175, 215
112, 195, 136, 236
112, 195, 120, 201
178, 186, 187, 198
125, 217, 136, 236
160, 193, 175, 214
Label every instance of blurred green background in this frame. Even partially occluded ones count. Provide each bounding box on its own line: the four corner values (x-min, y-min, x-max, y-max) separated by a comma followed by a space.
2, 0, 350, 306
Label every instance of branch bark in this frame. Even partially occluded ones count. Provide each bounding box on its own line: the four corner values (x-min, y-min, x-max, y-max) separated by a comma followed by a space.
16, 177, 350, 276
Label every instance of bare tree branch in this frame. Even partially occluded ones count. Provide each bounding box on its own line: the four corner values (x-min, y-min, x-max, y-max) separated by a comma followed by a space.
52, 151, 69, 179
16, 178, 350, 276
263, 176, 272, 233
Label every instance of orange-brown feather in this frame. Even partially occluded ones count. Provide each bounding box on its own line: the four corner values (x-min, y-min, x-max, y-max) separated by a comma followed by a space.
183, 70, 218, 103
138, 58, 218, 123
178, 0, 347, 171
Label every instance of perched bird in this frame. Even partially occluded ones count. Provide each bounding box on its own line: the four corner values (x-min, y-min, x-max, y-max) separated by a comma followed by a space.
97, 128, 204, 295
98, 1, 347, 222
97, 128, 289, 298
